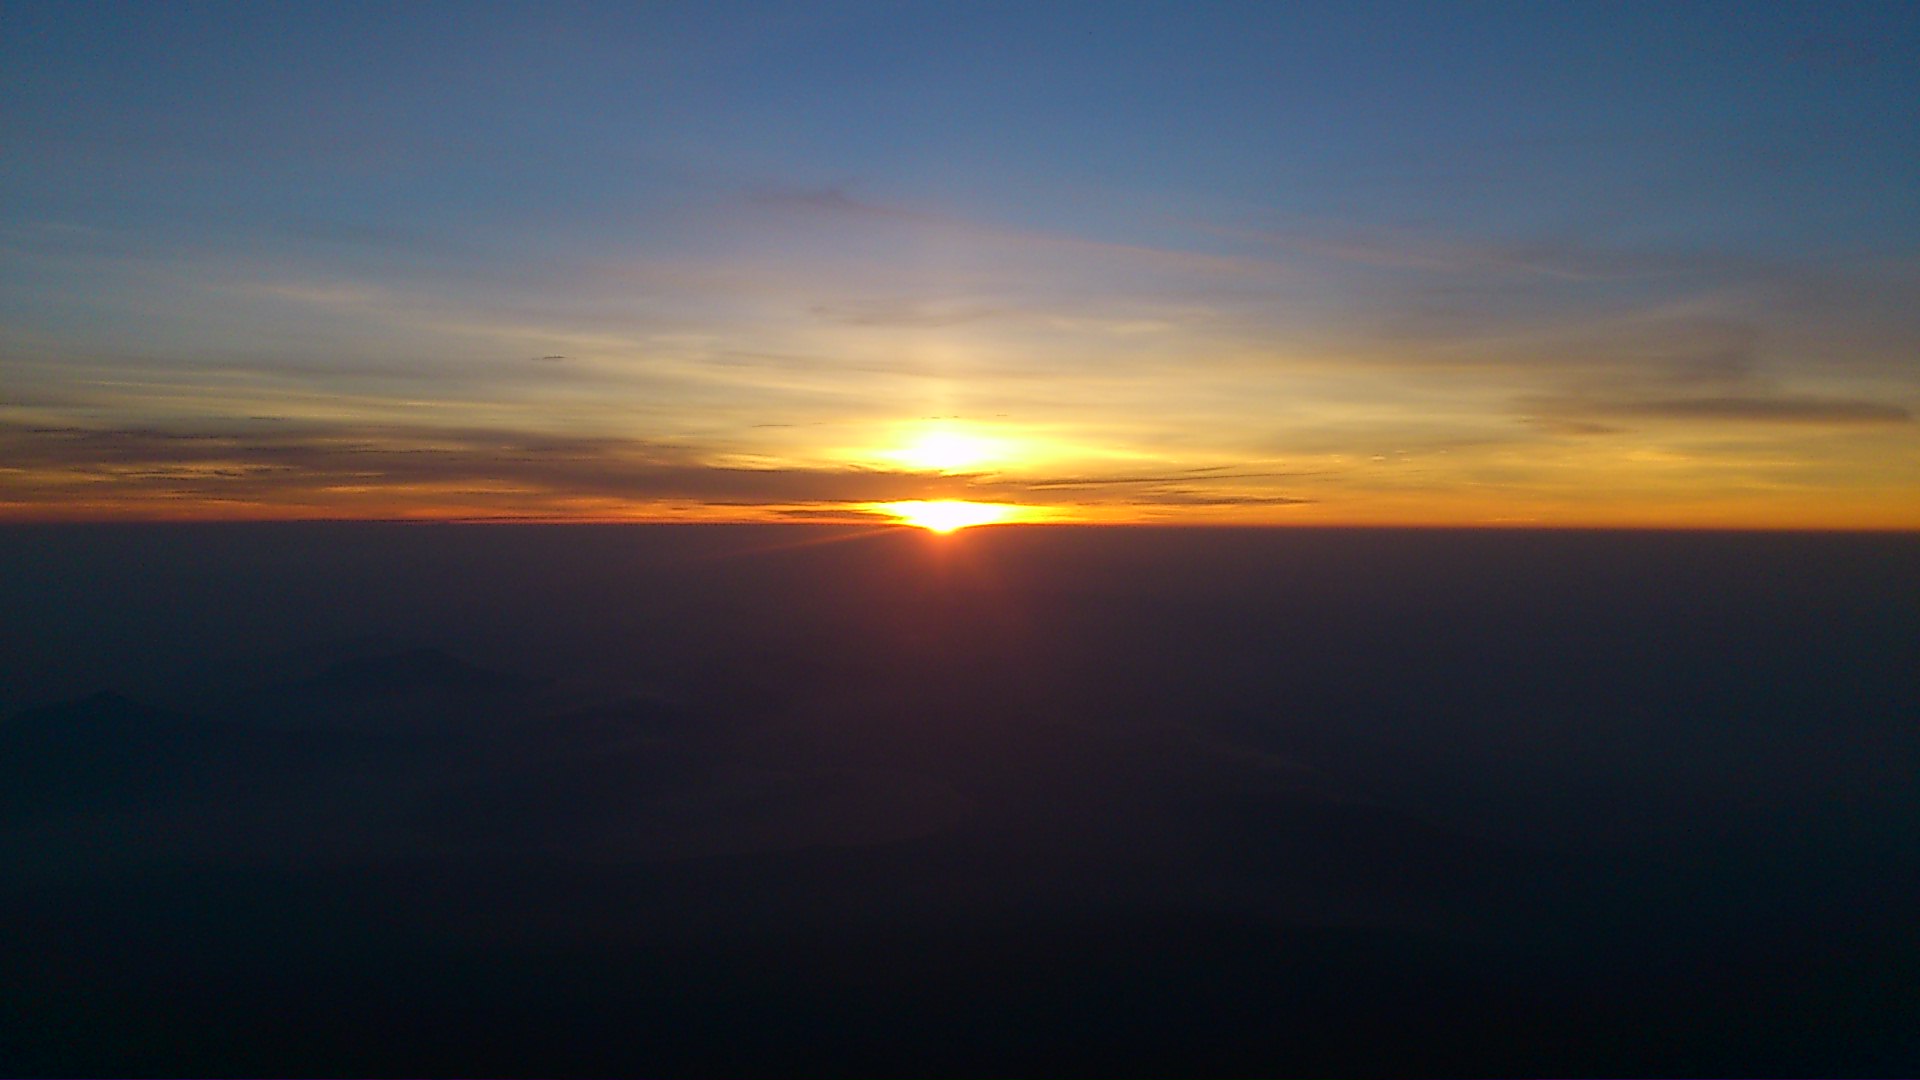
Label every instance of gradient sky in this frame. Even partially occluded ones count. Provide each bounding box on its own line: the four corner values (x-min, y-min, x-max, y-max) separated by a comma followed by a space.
4, 1, 1917, 527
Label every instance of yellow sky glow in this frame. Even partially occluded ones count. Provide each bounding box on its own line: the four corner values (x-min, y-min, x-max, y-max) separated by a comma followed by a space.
877, 426, 1010, 472
3, 231, 1917, 531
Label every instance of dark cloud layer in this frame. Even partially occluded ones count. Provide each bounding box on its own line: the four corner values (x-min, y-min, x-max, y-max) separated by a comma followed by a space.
0, 422, 1314, 517
0, 422, 941, 512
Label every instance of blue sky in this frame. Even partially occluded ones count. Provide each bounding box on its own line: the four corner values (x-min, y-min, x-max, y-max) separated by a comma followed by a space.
4, 1, 1917, 525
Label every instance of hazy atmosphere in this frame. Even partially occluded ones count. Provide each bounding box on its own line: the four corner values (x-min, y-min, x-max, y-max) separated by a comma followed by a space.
4, 3, 1918, 1077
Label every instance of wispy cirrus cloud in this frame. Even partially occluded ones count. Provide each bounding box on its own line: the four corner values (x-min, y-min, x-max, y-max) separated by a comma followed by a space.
1523, 393, 1911, 426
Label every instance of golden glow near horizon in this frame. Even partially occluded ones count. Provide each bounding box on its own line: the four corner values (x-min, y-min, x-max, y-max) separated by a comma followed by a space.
3, 204, 1914, 532
873, 500, 1028, 532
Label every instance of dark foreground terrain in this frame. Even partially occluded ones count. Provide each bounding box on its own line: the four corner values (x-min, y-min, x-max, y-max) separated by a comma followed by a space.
3, 524, 1917, 1077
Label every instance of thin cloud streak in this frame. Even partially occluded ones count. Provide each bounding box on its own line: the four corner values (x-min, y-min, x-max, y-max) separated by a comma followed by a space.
1525, 394, 1912, 426
0, 421, 1325, 520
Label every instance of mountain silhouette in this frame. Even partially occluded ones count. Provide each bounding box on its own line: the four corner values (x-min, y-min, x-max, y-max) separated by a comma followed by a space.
283, 647, 547, 699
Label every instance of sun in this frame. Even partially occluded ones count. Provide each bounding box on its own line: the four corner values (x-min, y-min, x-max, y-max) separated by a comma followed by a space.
874, 500, 1018, 532
878, 424, 1011, 473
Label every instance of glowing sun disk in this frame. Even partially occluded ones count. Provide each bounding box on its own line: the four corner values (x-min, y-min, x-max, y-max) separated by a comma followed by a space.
877, 500, 1017, 532
882, 427, 1008, 472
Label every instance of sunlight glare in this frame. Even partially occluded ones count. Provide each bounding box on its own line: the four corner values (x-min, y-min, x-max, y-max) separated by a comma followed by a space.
875, 500, 1019, 532
880, 424, 1011, 473
867, 420, 1021, 470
